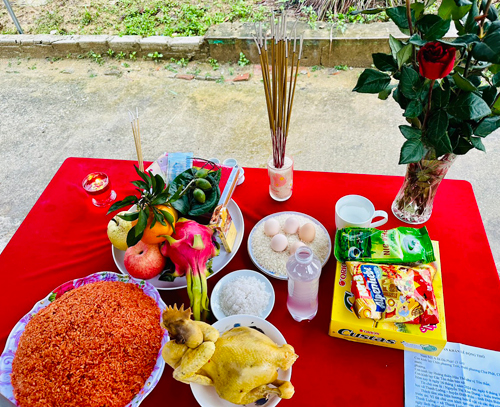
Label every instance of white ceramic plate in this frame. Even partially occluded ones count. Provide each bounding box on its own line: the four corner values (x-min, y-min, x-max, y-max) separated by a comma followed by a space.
112, 200, 244, 290
210, 269, 275, 321
247, 211, 332, 280
190, 315, 292, 407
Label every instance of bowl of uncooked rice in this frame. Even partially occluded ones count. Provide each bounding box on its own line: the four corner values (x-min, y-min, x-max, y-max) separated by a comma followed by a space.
248, 212, 331, 280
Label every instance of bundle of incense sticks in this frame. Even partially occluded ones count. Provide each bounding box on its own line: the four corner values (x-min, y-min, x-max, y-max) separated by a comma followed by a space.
254, 16, 303, 169
128, 108, 144, 172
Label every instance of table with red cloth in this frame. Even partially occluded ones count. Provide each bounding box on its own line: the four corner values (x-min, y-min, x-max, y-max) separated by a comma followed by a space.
1, 157, 499, 407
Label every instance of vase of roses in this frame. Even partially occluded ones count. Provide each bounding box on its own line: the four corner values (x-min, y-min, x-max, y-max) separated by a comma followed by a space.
353, 0, 500, 224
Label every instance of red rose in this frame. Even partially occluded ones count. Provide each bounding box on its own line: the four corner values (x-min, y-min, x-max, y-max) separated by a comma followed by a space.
417, 42, 456, 80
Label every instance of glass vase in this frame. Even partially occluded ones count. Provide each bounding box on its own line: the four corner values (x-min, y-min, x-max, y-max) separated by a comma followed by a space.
392, 153, 456, 224
268, 156, 293, 201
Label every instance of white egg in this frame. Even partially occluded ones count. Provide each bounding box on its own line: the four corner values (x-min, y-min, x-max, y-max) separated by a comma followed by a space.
270, 234, 288, 252
264, 218, 280, 237
299, 222, 316, 243
289, 241, 306, 255
283, 216, 300, 234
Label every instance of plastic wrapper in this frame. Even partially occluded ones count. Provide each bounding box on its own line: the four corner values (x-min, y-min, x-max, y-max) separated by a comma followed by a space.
335, 227, 435, 264
346, 262, 440, 326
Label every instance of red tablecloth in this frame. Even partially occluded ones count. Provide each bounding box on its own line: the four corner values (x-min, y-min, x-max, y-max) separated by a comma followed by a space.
1, 157, 499, 407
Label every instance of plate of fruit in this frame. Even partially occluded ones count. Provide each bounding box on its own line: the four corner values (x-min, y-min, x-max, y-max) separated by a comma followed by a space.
108, 164, 244, 292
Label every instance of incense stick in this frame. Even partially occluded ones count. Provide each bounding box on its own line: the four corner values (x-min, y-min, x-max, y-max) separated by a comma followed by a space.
128, 109, 144, 172
254, 16, 303, 169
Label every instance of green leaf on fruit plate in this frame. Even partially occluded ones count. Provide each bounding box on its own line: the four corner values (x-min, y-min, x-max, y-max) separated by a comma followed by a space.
127, 227, 143, 247
447, 92, 492, 120
404, 100, 423, 118
399, 125, 422, 139
372, 53, 398, 72
107, 196, 137, 215
353, 69, 391, 93
118, 212, 139, 221
136, 207, 149, 237
400, 66, 422, 99
470, 136, 486, 151
452, 72, 477, 91
474, 116, 500, 137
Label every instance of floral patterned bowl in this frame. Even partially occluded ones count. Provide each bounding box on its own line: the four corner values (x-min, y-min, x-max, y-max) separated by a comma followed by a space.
0, 271, 169, 406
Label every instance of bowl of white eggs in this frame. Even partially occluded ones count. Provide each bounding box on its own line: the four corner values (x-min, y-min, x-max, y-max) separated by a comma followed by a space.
247, 212, 332, 280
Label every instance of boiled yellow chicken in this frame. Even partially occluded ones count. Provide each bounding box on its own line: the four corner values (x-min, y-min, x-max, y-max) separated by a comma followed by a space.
161, 304, 298, 405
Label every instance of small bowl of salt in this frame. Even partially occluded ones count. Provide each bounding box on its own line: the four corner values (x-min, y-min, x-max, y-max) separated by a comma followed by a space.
211, 269, 275, 321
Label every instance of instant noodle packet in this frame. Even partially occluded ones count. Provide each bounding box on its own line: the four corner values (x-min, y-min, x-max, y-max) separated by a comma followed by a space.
329, 241, 447, 356
334, 226, 435, 264
346, 262, 440, 326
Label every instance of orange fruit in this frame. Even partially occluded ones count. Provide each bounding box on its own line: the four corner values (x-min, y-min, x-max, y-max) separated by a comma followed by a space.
135, 205, 178, 245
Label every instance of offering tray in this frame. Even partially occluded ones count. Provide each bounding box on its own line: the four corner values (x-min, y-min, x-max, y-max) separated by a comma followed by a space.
112, 199, 244, 290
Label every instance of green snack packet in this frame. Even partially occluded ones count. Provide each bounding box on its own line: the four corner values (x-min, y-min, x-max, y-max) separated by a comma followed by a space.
334, 226, 435, 264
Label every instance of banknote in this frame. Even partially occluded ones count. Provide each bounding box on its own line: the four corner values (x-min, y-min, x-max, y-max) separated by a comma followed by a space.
167, 152, 193, 184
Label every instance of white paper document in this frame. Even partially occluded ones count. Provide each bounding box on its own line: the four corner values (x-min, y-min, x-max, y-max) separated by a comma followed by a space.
405, 342, 500, 407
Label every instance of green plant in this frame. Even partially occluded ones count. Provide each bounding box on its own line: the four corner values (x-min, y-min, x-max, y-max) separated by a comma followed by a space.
165, 64, 178, 73
334, 64, 349, 71
88, 50, 104, 65
107, 49, 115, 58
238, 52, 250, 67
122, 62, 130, 68
353, 0, 500, 164
34, 10, 64, 34
148, 51, 163, 62
81, 7, 94, 26
311, 65, 323, 71
228, 67, 235, 75
177, 58, 189, 68
116, 51, 126, 60
216, 75, 225, 83
209, 58, 219, 70
129, 52, 137, 60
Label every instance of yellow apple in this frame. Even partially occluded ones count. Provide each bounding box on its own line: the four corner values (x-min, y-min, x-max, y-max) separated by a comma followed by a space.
107, 211, 134, 251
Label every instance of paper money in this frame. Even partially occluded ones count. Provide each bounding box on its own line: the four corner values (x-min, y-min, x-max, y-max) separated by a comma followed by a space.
167, 152, 193, 183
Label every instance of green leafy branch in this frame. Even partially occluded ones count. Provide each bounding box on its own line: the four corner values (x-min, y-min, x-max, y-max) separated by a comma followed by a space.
353, 0, 500, 164
107, 166, 182, 247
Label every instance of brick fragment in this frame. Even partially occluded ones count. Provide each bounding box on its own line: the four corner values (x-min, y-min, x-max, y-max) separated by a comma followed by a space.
233, 73, 250, 82
176, 74, 195, 80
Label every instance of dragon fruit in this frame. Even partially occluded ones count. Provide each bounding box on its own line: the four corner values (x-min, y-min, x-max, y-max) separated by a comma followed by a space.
163, 218, 218, 321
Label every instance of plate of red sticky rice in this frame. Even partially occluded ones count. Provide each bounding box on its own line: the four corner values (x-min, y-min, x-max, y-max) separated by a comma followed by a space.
0, 271, 169, 407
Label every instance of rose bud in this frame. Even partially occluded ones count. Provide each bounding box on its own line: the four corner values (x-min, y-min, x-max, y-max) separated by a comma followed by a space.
417, 42, 456, 80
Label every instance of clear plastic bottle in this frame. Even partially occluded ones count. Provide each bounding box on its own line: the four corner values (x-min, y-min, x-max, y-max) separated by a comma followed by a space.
286, 246, 322, 321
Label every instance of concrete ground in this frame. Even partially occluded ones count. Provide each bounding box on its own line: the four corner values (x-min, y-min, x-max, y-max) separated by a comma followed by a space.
0, 57, 499, 274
